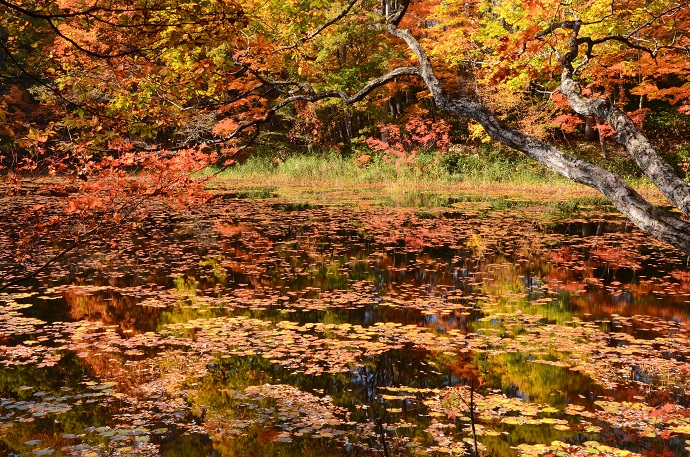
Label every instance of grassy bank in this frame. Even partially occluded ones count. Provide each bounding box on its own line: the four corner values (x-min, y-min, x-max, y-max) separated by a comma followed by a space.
204, 147, 681, 212
208, 147, 662, 194
210, 149, 571, 186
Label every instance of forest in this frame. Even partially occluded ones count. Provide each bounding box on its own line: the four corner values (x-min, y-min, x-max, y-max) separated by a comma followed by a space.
2, 0, 690, 456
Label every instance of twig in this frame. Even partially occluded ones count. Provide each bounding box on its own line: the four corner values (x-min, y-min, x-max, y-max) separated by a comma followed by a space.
0, 225, 99, 292
376, 418, 390, 457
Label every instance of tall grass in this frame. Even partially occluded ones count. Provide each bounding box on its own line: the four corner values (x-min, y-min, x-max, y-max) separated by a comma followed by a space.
211, 148, 571, 186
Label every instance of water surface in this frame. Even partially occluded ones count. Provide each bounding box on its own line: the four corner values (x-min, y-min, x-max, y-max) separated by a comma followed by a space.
1, 186, 690, 456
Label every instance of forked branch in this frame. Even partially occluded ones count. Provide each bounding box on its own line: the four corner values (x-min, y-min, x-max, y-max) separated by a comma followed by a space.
385, 0, 690, 253
213, 66, 421, 157
537, 19, 690, 218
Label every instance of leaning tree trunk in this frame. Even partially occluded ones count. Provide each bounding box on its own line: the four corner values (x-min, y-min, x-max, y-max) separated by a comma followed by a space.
559, 77, 690, 219
384, 14, 690, 254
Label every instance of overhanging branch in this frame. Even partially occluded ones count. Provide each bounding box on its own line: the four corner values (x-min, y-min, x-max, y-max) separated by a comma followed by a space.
385, 12, 690, 253
217, 65, 421, 143
535, 19, 690, 218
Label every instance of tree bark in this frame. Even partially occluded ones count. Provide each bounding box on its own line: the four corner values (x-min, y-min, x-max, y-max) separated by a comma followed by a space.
584, 116, 597, 141
559, 77, 690, 218
385, 19, 690, 254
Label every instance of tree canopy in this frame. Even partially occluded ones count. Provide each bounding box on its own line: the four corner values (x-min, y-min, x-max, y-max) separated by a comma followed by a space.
2, 0, 690, 257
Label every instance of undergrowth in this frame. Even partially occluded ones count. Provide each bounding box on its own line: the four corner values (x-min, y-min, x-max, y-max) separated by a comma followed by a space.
210, 147, 574, 186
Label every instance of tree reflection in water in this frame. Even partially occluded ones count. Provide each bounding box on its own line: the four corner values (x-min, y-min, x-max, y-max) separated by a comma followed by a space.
1, 187, 689, 456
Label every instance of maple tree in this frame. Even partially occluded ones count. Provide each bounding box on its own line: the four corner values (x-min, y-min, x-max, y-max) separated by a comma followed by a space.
1, 0, 690, 274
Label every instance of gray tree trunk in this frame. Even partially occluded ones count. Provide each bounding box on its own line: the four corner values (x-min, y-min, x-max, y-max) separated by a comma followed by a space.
385, 19, 690, 254
584, 116, 597, 141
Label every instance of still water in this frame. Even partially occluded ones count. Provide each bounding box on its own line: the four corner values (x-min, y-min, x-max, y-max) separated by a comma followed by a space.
1, 186, 690, 456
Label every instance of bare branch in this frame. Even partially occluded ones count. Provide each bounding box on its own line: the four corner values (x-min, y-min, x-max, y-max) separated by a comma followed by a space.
387, 0, 410, 26
278, 0, 360, 51
217, 65, 421, 143
582, 35, 657, 59
205, 65, 420, 173
534, 20, 580, 39
533, 18, 690, 218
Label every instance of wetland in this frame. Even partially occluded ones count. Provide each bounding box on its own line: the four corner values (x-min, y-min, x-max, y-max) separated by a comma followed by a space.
1, 183, 690, 457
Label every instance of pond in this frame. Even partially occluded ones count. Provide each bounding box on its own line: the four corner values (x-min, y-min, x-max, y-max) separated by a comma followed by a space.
1, 184, 690, 457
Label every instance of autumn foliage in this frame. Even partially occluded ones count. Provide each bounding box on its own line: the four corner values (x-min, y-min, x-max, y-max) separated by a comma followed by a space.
2, 0, 690, 272
2, 0, 689, 165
